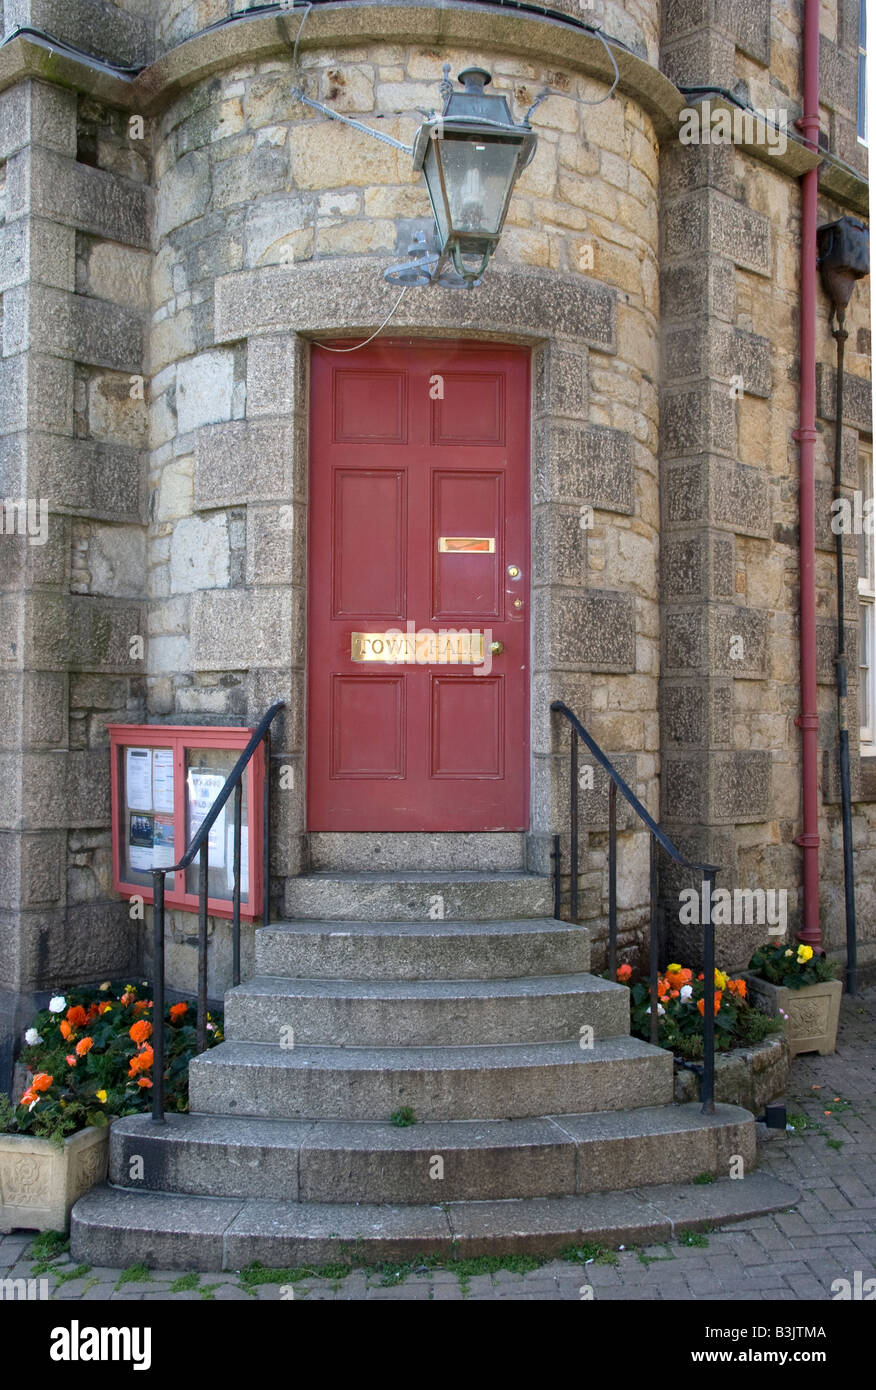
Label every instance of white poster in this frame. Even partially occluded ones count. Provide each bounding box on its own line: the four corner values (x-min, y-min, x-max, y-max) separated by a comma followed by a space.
152, 748, 174, 813
187, 770, 226, 868
226, 823, 249, 895
126, 747, 152, 811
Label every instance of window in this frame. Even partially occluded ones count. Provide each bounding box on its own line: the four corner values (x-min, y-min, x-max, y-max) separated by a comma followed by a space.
858, 0, 868, 144
859, 444, 875, 751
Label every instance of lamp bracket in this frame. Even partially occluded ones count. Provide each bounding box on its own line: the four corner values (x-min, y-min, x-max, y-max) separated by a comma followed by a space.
290, 86, 414, 154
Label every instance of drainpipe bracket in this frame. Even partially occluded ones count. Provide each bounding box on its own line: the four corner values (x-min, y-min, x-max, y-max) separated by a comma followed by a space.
794, 713, 819, 730
792, 426, 818, 443
794, 832, 820, 848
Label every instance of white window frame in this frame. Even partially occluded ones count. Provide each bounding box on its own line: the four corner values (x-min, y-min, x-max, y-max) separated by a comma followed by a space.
859, 443, 875, 752
860, 0, 869, 146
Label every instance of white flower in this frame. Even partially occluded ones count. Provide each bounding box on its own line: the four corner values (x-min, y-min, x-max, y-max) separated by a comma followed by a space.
48, 996, 66, 1014
24, 1028, 42, 1046
28, 1098, 40, 1112
645, 1004, 666, 1016
680, 984, 693, 1001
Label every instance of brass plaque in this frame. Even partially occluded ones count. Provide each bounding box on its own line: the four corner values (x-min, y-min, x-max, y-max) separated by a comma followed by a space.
438, 537, 495, 553
351, 631, 485, 664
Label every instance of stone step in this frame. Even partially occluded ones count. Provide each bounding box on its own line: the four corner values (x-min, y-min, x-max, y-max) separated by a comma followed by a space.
107, 1104, 755, 1204
224, 973, 629, 1046
282, 870, 554, 922
70, 1172, 799, 1272
255, 918, 590, 980
309, 832, 525, 872
187, 1036, 673, 1121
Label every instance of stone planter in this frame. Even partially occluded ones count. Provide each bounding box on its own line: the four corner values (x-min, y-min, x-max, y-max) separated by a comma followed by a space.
0, 1126, 109, 1234
742, 974, 843, 1057
673, 1033, 790, 1112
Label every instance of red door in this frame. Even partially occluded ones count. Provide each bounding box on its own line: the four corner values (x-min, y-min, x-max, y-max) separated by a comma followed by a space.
307, 340, 529, 832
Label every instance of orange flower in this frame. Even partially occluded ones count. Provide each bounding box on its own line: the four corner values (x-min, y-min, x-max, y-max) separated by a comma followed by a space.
59, 1020, 73, 1041
75, 1036, 94, 1056
66, 1055, 77, 1067
128, 1045, 154, 1078
697, 998, 706, 1016
99, 1001, 113, 1014
713, 991, 722, 1016
20, 1087, 36, 1106
31, 1073, 52, 1092
169, 1001, 188, 1020
120, 992, 135, 1007
734, 978, 747, 998
66, 1005, 87, 1028
133, 1000, 150, 1014
137, 1077, 153, 1088
129, 1019, 152, 1046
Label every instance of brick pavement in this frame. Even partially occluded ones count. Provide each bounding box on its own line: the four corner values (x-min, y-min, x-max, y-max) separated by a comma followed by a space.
2, 987, 874, 1302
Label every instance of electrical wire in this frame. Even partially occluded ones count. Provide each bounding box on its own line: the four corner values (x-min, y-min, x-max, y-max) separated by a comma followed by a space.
312, 288, 409, 351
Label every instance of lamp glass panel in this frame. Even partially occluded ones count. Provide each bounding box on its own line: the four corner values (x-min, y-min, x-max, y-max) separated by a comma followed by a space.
436, 136, 521, 237
422, 140, 450, 247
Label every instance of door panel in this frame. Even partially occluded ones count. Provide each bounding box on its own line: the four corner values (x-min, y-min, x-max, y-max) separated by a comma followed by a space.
308, 340, 529, 832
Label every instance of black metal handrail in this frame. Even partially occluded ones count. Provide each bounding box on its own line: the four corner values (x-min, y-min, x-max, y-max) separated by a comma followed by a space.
550, 701, 720, 1113
150, 698, 285, 1123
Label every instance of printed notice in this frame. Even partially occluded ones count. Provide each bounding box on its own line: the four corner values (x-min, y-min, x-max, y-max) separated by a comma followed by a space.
187, 770, 226, 868
126, 748, 152, 811
153, 813, 176, 886
152, 749, 174, 813
129, 813, 154, 872
226, 823, 249, 896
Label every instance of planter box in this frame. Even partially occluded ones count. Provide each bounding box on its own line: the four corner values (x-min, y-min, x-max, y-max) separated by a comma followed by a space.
0, 1126, 109, 1234
742, 974, 843, 1057
673, 1033, 790, 1111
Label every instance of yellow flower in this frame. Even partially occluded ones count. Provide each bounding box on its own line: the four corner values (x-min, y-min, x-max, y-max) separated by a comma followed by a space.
99, 981, 111, 991
714, 969, 728, 990
96, 1089, 107, 1104
797, 944, 814, 962
667, 964, 682, 974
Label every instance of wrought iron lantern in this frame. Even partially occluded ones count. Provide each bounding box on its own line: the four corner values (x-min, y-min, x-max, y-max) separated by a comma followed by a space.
386, 66, 537, 289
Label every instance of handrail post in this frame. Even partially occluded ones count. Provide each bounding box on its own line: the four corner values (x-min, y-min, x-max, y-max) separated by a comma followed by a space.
649, 835, 658, 1047
151, 870, 166, 1123
701, 868, 716, 1113
608, 780, 617, 979
262, 728, 271, 926
197, 841, 209, 1054
570, 728, 579, 923
552, 834, 561, 921
232, 778, 242, 988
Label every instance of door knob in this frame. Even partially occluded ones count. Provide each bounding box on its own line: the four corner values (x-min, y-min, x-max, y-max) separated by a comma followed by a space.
490, 641, 504, 655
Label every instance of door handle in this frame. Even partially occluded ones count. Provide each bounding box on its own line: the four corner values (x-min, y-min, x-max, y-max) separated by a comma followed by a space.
490, 641, 504, 655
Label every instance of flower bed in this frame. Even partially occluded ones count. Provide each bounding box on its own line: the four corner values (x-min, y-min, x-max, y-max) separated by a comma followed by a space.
1, 980, 224, 1148
617, 962, 783, 1062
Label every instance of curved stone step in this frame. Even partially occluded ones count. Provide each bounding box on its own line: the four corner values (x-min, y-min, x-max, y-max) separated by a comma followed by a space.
107, 1104, 755, 1204
187, 1036, 673, 1121
255, 918, 590, 980
223, 973, 629, 1046
70, 1172, 800, 1272
282, 871, 553, 922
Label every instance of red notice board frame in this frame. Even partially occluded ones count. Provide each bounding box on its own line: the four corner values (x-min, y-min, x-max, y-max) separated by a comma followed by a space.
108, 724, 265, 921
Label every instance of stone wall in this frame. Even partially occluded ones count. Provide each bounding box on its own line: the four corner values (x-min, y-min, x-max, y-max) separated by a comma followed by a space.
0, 79, 150, 1084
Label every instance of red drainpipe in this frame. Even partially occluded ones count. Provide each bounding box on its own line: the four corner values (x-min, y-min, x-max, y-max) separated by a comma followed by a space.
792, 0, 822, 948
